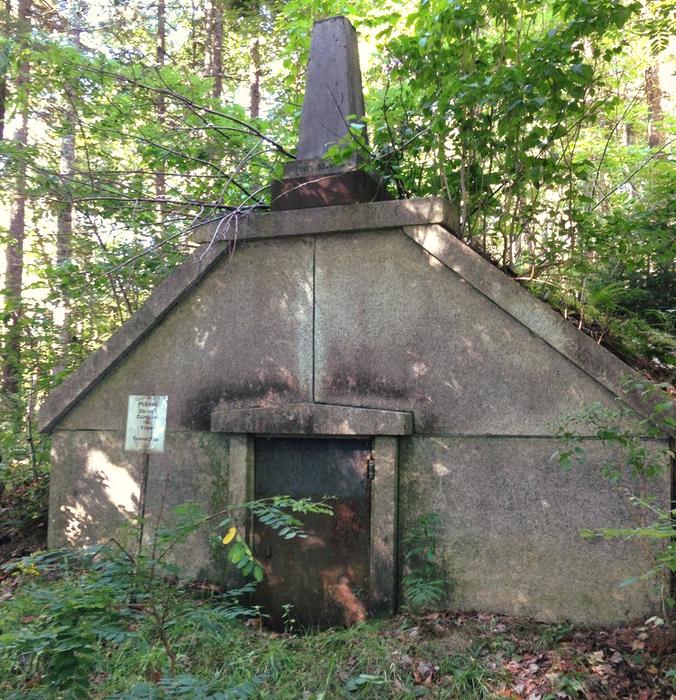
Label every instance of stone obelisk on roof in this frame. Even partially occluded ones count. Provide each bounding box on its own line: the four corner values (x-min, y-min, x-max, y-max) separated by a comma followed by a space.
271, 16, 390, 210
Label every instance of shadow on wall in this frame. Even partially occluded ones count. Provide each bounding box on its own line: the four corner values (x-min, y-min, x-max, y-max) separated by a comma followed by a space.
315, 230, 623, 435
177, 240, 315, 426
53, 237, 314, 435
118, 239, 314, 432
51, 433, 142, 547
50, 431, 229, 586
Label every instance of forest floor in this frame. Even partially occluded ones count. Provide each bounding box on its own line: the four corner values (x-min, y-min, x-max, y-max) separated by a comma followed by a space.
0, 551, 674, 698
0, 478, 674, 698
0, 473, 48, 564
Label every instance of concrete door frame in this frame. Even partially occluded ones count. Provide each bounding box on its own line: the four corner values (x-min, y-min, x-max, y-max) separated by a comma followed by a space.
225, 434, 399, 616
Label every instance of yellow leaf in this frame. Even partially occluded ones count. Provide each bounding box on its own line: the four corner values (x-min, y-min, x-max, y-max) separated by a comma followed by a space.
222, 527, 237, 545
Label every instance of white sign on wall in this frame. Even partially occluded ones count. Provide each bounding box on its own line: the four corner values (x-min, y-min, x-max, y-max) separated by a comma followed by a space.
125, 395, 168, 453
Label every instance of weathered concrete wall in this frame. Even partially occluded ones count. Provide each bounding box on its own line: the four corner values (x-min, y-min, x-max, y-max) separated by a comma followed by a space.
315, 230, 624, 435
398, 436, 671, 624
49, 430, 231, 581
45, 211, 669, 625
55, 227, 638, 439
60, 235, 314, 432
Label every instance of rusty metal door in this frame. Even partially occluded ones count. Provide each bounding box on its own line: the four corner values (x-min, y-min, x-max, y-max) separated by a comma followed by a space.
253, 437, 371, 629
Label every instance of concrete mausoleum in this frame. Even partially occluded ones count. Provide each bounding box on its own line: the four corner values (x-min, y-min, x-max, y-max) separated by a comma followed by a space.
39, 17, 672, 628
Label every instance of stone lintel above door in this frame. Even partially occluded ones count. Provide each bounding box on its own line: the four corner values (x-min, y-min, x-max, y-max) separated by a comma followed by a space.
211, 402, 413, 437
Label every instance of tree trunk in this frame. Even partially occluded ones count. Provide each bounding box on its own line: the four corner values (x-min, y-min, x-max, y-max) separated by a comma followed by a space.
0, 0, 10, 140
190, 0, 203, 73
54, 130, 75, 370
211, 0, 223, 99
2, 0, 31, 396
155, 0, 166, 212
644, 64, 664, 148
249, 37, 260, 119
54, 0, 83, 373
0, 71, 6, 142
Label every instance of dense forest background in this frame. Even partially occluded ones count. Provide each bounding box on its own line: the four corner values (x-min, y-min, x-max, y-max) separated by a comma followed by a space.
0, 0, 674, 486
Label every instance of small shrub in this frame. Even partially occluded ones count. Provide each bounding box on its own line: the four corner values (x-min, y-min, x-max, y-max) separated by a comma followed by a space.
439, 655, 498, 698
581, 492, 675, 588
0, 551, 136, 697
555, 380, 675, 603
0, 495, 331, 696
401, 512, 449, 611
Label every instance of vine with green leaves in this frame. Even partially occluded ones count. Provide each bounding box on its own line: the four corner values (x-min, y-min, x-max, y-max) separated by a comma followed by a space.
556, 379, 674, 608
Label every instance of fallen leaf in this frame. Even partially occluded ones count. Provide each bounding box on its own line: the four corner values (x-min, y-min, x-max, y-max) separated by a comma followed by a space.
610, 651, 623, 664
645, 616, 664, 627
592, 664, 613, 675
589, 650, 605, 663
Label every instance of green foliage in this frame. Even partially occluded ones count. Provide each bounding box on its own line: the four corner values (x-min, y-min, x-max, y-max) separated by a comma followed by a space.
342, 672, 386, 692
0, 8, 673, 694
367, 0, 673, 373
0, 495, 331, 696
556, 378, 674, 480
0, 396, 49, 552
0, 582, 670, 697
556, 381, 675, 595
438, 655, 496, 699
110, 673, 260, 699
375, 0, 640, 214
580, 493, 675, 588
280, 603, 297, 635
0, 0, 673, 521
0, 551, 136, 697
401, 512, 449, 611
0, 467, 48, 538
217, 496, 332, 582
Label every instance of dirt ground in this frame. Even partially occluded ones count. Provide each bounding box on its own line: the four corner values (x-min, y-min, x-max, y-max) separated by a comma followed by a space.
391, 609, 675, 699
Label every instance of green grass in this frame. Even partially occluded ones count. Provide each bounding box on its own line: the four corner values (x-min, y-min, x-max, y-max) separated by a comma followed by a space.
0, 569, 672, 699
91, 615, 499, 699
0, 571, 500, 699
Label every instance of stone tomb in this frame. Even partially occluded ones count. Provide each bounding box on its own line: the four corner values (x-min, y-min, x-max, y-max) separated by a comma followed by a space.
40, 17, 672, 627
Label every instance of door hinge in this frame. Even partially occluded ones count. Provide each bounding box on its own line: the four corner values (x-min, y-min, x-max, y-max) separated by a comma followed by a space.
367, 454, 375, 481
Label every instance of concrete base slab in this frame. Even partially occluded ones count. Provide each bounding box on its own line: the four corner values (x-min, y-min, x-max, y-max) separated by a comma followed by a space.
271, 170, 391, 210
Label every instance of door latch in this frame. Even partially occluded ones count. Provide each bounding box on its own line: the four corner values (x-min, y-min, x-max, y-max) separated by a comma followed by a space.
367, 454, 375, 481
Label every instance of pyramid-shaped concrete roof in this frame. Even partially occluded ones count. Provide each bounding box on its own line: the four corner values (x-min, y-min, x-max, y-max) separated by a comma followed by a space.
38, 197, 672, 435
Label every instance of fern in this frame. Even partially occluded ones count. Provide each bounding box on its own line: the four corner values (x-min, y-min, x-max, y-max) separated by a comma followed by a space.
402, 513, 449, 611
